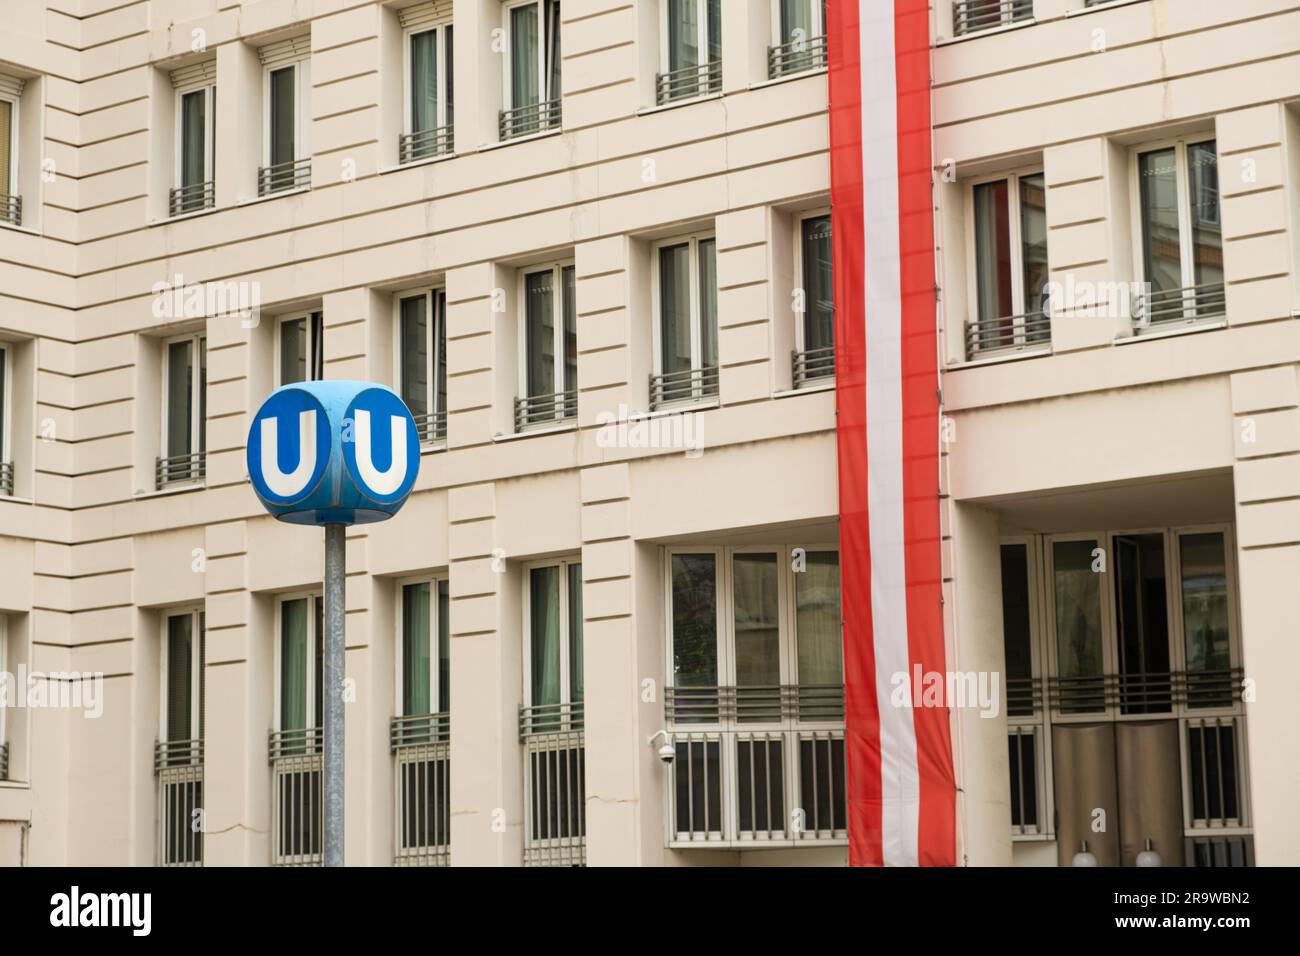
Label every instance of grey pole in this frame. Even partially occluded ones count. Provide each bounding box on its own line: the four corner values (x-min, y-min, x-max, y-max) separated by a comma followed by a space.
323, 522, 346, 866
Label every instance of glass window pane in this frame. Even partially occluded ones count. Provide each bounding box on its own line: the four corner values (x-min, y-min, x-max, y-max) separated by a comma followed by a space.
659, 243, 692, 375
444, 26, 455, 126
562, 265, 577, 395
1113, 534, 1171, 714
796, 551, 842, 686
697, 238, 717, 369
973, 179, 1013, 323
1019, 173, 1048, 315
568, 563, 583, 703
166, 340, 193, 459
402, 582, 432, 716
545, 0, 561, 101
780, 0, 814, 43
732, 553, 780, 689
410, 29, 438, 133
269, 66, 296, 167
706, 0, 721, 61
166, 614, 193, 742
434, 291, 447, 416
511, 3, 539, 107
525, 269, 555, 398
1187, 141, 1222, 290
529, 566, 561, 707
399, 295, 429, 417
180, 89, 207, 187
310, 313, 324, 380
197, 338, 207, 455
1052, 539, 1104, 710
667, 0, 699, 72
671, 553, 717, 686
1139, 148, 1182, 295
0, 100, 12, 195
280, 598, 309, 731
801, 215, 834, 351
437, 580, 450, 714
280, 318, 307, 384
1180, 533, 1231, 679
1000, 544, 1032, 682
314, 597, 323, 728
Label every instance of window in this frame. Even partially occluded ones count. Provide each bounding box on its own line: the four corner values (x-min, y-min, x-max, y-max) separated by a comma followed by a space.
516, 263, 577, 430
966, 170, 1049, 358
399, 578, 450, 720
0, 343, 11, 496
161, 609, 206, 748
403, 20, 454, 162
1134, 138, 1224, 328
0, 78, 21, 226
399, 289, 448, 444
525, 560, 584, 717
500, 0, 561, 140
277, 312, 324, 385
271, 594, 323, 866
651, 233, 718, 409
0, 617, 8, 780
658, 0, 721, 104
259, 42, 311, 196
171, 73, 215, 216
953, 0, 1033, 38
769, 0, 827, 78
157, 608, 204, 866
665, 547, 845, 846
158, 333, 206, 488
793, 212, 834, 386
277, 595, 324, 738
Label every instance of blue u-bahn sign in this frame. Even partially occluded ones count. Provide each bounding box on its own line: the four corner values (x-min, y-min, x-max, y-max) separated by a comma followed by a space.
247, 381, 420, 525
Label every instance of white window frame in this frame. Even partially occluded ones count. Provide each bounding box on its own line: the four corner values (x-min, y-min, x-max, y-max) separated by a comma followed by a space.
394, 287, 447, 444
769, 0, 826, 49
261, 56, 312, 171
274, 311, 324, 386
792, 207, 832, 355
521, 557, 582, 711
158, 607, 205, 743
963, 165, 1045, 325
395, 575, 449, 718
402, 21, 454, 137
515, 260, 575, 406
1128, 135, 1219, 297
0, 90, 19, 200
173, 80, 215, 191
658, 0, 722, 75
272, 592, 322, 733
650, 231, 717, 379
502, 0, 559, 114
160, 331, 206, 472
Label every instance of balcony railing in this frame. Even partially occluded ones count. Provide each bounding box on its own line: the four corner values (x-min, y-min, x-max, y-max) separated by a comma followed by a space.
415, 410, 448, 445
1044, 668, 1243, 717
257, 157, 311, 197
953, 0, 1033, 37
156, 451, 206, 489
169, 181, 214, 217
0, 742, 8, 780
1007, 724, 1042, 837
792, 346, 835, 388
154, 738, 203, 866
768, 34, 827, 79
649, 365, 719, 410
0, 193, 21, 227
514, 390, 577, 432
1187, 834, 1254, 868
269, 726, 323, 867
965, 311, 1051, 360
400, 125, 454, 164
1137, 282, 1226, 329
656, 59, 722, 105
519, 701, 585, 866
499, 98, 561, 141
391, 713, 450, 866
0, 460, 13, 497
665, 683, 845, 725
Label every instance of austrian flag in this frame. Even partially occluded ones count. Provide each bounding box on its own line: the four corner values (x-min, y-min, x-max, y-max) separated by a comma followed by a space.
828, 0, 957, 866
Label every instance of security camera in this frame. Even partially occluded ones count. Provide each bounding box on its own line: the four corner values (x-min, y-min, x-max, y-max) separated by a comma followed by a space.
648, 730, 674, 764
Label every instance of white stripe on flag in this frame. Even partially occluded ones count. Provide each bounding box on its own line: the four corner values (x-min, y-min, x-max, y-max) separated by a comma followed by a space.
858, 0, 920, 868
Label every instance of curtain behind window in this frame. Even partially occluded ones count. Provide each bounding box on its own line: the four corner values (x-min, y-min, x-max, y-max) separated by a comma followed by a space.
546, 0, 561, 102
400, 295, 429, 417
166, 340, 193, 459
562, 266, 577, 395
437, 580, 450, 713
0, 100, 11, 196
280, 599, 309, 731
410, 29, 438, 134
667, 0, 699, 73
801, 216, 834, 351
1019, 174, 1048, 316
697, 238, 717, 369
780, 0, 813, 44
269, 66, 296, 167
567, 564, 583, 703
659, 243, 692, 374
530, 566, 561, 706
511, 3, 540, 108
434, 291, 447, 418
180, 89, 207, 187
732, 553, 781, 690
402, 582, 431, 716
796, 552, 842, 686
973, 180, 1012, 323
1139, 148, 1182, 296
166, 614, 193, 741
525, 269, 555, 398
280, 318, 307, 384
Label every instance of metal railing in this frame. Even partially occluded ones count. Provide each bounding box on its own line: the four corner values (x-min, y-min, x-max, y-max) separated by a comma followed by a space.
792, 346, 835, 387
499, 98, 561, 141
391, 713, 450, 866
415, 410, 448, 445
519, 701, 585, 866
0, 193, 21, 227
1046, 668, 1242, 716
257, 157, 311, 197
155, 738, 203, 866
156, 452, 206, 489
1137, 282, 1226, 329
0, 742, 7, 780
269, 726, 323, 866
1187, 834, 1253, 867
665, 683, 845, 725
169, 181, 214, 217
768, 34, 827, 79
400, 125, 454, 164
953, 0, 1033, 36
649, 365, 719, 410
656, 59, 722, 105
1187, 715, 1245, 829
965, 311, 1051, 360
514, 390, 577, 431
1007, 724, 1041, 836
0, 460, 13, 497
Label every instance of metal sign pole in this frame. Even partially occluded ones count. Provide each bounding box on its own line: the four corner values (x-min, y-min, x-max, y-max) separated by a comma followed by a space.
323, 522, 346, 867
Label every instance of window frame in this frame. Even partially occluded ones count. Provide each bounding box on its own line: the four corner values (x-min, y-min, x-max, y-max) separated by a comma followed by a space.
394, 286, 447, 445
650, 231, 718, 381
962, 165, 1045, 327
514, 259, 576, 412
769, 0, 826, 50
403, 21, 454, 139
0, 615, 7, 767
274, 311, 324, 386
521, 556, 583, 711
158, 607, 205, 744
0, 89, 18, 200
173, 79, 216, 192
261, 56, 312, 173
272, 592, 323, 733
1127, 134, 1221, 319
658, 0, 722, 76
159, 331, 206, 478
395, 575, 450, 718
792, 207, 834, 358
501, 0, 558, 115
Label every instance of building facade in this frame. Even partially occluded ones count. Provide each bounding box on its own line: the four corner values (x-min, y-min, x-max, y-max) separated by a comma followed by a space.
0, 0, 1296, 867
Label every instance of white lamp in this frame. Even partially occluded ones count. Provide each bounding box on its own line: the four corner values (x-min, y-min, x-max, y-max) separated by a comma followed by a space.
1136, 838, 1163, 867
1071, 840, 1098, 867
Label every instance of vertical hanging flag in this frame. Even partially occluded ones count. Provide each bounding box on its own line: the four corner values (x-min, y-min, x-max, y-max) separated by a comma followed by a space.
828, 0, 956, 866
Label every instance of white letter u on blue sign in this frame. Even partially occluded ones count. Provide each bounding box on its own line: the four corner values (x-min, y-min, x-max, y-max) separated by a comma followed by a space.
259, 410, 318, 497
353, 409, 408, 496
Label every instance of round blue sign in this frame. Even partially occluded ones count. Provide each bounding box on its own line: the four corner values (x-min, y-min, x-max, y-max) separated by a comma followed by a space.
246, 381, 421, 526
